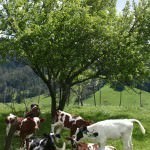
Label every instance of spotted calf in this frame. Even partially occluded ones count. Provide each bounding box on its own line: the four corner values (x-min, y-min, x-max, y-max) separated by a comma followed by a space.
51, 110, 91, 137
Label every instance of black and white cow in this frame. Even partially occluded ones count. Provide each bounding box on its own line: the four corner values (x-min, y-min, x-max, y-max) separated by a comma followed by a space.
29, 133, 66, 150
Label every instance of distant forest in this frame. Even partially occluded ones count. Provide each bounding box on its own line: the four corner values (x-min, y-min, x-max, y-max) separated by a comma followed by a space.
0, 60, 47, 103
0, 60, 149, 103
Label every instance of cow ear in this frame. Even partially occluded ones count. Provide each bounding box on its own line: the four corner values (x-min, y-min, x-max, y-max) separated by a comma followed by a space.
93, 132, 99, 137
80, 126, 87, 132
40, 118, 45, 122
27, 117, 32, 121
31, 104, 35, 109
5, 118, 9, 123
55, 134, 61, 138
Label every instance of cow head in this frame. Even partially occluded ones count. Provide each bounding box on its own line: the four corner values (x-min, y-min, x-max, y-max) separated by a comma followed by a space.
39, 133, 56, 149
31, 104, 40, 117
75, 126, 98, 141
20, 117, 44, 135
31, 104, 39, 109
54, 110, 62, 122
75, 126, 88, 141
5, 113, 17, 124
33, 117, 45, 130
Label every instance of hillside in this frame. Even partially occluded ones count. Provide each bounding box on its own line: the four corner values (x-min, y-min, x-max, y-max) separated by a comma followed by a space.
84, 85, 150, 107
0, 60, 47, 103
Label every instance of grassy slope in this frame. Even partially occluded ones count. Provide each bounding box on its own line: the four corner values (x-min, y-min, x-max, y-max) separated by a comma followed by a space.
85, 85, 150, 107
0, 86, 150, 149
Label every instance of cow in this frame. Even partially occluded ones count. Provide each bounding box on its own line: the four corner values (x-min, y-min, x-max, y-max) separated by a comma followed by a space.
67, 136, 116, 150
5, 113, 23, 136
51, 110, 91, 138
75, 119, 145, 150
75, 143, 116, 150
29, 133, 66, 150
25, 104, 40, 118
5, 113, 44, 150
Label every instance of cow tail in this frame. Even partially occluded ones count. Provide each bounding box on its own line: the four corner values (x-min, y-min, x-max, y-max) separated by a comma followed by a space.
129, 119, 145, 134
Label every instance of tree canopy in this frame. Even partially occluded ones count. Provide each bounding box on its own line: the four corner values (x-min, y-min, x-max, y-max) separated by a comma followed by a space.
0, 0, 149, 119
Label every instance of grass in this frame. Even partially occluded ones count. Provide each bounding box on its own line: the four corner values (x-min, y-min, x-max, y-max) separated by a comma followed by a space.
85, 85, 150, 107
0, 85, 150, 149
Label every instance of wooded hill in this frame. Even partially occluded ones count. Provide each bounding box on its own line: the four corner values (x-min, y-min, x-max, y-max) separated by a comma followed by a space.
0, 60, 47, 103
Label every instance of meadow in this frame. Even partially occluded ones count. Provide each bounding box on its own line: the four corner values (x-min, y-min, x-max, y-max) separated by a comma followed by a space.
0, 85, 150, 150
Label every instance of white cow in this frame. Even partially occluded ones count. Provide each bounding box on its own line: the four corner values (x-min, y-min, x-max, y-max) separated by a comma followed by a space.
75, 119, 145, 150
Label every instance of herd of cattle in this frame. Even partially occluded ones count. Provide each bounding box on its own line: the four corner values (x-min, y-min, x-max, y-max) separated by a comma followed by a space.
5, 104, 145, 150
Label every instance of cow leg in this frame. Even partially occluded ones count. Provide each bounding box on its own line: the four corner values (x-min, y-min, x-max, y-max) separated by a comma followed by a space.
51, 122, 62, 132
52, 123, 63, 134
70, 128, 76, 137
127, 135, 133, 150
26, 138, 30, 150
55, 127, 63, 142
122, 134, 132, 150
51, 122, 63, 142
70, 129, 76, 149
99, 139, 106, 150
20, 138, 25, 150
6, 124, 11, 136
51, 123, 55, 132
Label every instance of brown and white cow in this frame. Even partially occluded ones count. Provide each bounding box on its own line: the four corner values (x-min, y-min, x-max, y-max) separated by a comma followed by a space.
67, 136, 116, 150
51, 110, 91, 139
75, 143, 116, 150
5, 113, 44, 150
5, 113, 23, 136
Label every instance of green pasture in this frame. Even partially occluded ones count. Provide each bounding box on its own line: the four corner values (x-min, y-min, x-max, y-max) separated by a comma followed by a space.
0, 86, 149, 149
85, 85, 150, 107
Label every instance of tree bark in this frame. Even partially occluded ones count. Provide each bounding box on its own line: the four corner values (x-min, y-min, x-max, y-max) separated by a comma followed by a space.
119, 92, 122, 106
58, 84, 70, 110
47, 84, 57, 123
93, 85, 96, 106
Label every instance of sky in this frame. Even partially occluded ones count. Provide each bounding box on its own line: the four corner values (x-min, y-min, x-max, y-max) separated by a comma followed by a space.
116, 0, 139, 12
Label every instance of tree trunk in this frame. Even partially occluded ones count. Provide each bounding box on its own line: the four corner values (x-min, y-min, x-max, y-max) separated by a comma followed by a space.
51, 96, 57, 123
80, 95, 83, 106
47, 84, 57, 123
93, 85, 96, 106
119, 92, 122, 106
99, 89, 102, 105
139, 90, 142, 107
58, 84, 70, 110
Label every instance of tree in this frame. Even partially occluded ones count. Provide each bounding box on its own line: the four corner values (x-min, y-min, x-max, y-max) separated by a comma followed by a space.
0, 0, 149, 120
